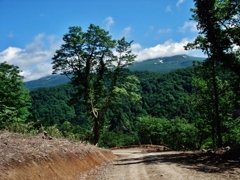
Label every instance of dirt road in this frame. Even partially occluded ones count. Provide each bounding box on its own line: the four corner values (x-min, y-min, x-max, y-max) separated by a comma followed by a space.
95, 148, 240, 180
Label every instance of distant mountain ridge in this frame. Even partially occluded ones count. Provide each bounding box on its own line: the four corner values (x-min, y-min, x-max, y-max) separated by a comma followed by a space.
128, 54, 205, 72
25, 74, 70, 90
25, 54, 205, 90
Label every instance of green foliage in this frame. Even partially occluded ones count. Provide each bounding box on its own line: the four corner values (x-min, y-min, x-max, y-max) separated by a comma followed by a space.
26, 60, 240, 148
185, 0, 240, 147
45, 125, 63, 138
99, 130, 136, 148
4, 3, 238, 149
0, 62, 31, 129
6, 122, 40, 136
29, 84, 86, 127
52, 24, 140, 144
223, 117, 240, 146
136, 68, 195, 120
137, 116, 198, 150
190, 59, 238, 147
98, 131, 118, 148
137, 116, 169, 145
28, 67, 198, 147
59, 120, 93, 142
167, 118, 198, 150
186, 0, 240, 78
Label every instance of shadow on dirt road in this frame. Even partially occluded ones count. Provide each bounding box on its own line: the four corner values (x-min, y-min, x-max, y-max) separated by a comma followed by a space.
115, 151, 240, 173
96, 148, 240, 180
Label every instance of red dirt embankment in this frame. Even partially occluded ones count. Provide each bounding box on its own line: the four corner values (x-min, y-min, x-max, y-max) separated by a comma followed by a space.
0, 131, 116, 180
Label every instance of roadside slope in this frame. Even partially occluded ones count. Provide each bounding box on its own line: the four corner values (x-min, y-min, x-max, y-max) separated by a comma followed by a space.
0, 131, 116, 180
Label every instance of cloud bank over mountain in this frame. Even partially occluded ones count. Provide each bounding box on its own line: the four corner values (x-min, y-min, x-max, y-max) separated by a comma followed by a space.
0, 34, 204, 81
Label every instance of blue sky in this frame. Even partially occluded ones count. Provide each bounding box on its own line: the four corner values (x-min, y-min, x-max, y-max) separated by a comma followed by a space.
0, 0, 204, 81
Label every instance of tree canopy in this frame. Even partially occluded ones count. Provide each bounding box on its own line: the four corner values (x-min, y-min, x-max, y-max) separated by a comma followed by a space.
185, 0, 240, 79
1, 8, 239, 150
52, 24, 140, 144
0, 62, 31, 129
185, 0, 240, 147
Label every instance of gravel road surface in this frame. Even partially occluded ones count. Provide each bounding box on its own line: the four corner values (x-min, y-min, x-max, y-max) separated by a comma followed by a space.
95, 148, 240, 180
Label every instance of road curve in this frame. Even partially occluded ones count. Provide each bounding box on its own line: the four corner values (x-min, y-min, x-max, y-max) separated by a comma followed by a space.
95, 148, 237, 180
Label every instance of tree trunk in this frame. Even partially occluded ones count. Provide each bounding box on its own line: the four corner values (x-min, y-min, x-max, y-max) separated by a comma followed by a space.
92, 113, 104, 145
212, 63, 223, 148
149, 135, 152, 145
93, 119, 100, 145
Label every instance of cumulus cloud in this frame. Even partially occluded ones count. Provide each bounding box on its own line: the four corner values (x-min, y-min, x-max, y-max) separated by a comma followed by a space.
0, 34, 62, 81
104, 16, 114, 31
176, 0, 185, 7
132, 38, 200, 61
179, 21, 198, 33
131, 43, 142, 52
120, 26, 132, 38
0, 32, 205, 81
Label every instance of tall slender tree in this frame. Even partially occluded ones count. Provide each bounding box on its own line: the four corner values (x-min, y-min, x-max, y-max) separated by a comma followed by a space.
186, 0, 240, 79
52, 24, 140, 145
185, 0, 240, 147
191, 60, 236, 147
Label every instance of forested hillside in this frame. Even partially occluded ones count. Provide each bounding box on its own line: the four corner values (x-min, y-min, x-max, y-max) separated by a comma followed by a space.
2, 60, 240, 150
26, 65, 240, 150
1, 0, 240, 151
28, 68, 194, 149
136, 67, 194, 120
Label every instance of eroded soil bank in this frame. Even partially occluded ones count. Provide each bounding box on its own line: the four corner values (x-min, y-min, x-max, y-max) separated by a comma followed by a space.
0, 131, 116, 180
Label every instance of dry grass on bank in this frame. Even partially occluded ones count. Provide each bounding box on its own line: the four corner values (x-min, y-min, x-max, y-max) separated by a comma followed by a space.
0, 131, 116, 180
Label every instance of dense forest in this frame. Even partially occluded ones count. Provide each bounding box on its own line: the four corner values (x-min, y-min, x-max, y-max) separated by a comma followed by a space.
28, 68, 200, 149
1, 0, 239, 150
27, 67, 240, 150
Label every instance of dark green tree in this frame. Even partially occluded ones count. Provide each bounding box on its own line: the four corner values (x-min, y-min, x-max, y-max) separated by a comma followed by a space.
185, 0, 240, 79
137, 116, 169, 145
190, 61, 236, 147
185, 0, 240, 147
52, 24, 140, 145
0, 62, 31, 129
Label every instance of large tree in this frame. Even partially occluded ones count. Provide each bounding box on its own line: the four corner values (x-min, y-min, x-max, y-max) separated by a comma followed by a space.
0, 62, 31, 129
185, 0, 240, 147
191, 61, 236, 147
52, 24, 140, 145
185, 0, 240, 79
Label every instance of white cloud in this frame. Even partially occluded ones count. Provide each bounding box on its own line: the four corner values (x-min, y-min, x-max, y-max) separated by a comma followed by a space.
176, 0, 185, 7
178, 21, 198, 33
120, 26, 132, 38
0, 34, 62, 81
104, 16, 114, 31
166, 5, 171, 12
0, 33, 205, 81
132, 38, 202, 61
131, 43, 142, 52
